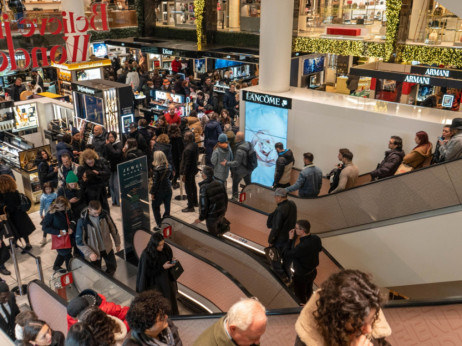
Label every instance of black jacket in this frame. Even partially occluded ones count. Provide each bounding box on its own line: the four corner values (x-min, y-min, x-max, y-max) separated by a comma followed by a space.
198, 178, 228, 221
56, 142, 73, 165
153, 142, 173, 167
123, 322, 183, 346
150, 165, 172, 196
129, 130, 148, 154
169, 136, 184, 173
91, 134, 107, 158
370, 149, 405, 179
0, 191, 35, 239
0, 292, 19, 340
57, 187, 85, 220
42, 210, 75, 236
274, 149, 295, 186
77, 159, 110, 190
36, 158, 57, 187
223, 90, 237, 114
180, 142, 198, 176
284, 234, 322, 276
105, 141, 124, 172
124, 148, 145, 162
267, 199, 297, 246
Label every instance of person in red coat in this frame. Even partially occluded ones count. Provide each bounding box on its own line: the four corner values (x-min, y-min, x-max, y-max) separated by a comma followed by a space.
171, 57, 182, 73
164, 104, 181, 125
66, 289, 130, 331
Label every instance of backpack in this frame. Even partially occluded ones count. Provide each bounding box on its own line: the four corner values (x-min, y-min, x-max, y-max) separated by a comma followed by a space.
245, 143, 258, 171
18, 192, 31, 212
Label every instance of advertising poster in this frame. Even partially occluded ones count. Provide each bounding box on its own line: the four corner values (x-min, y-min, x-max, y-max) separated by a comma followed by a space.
117, 156, 150, 261
13, 103, 38, 132
244, 102, 288, 187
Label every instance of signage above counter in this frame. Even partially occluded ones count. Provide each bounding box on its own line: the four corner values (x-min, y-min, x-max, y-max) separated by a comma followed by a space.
243, 91, 292, 109
410, 66, 462, 81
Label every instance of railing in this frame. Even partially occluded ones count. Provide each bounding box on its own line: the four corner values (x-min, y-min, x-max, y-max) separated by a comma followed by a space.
241, 158, 462, 234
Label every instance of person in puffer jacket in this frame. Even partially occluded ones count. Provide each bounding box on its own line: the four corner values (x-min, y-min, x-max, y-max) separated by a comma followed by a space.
370, 136, 405, 180
273, 142, 295, 189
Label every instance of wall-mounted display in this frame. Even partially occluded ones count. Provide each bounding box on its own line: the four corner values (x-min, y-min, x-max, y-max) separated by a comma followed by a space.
76, 68, 102, 81
195, 59, 206, 74
303, 56, 325, 75
93, 43, 108, 58
245, 101, 288, 187
13, 103, 38, 132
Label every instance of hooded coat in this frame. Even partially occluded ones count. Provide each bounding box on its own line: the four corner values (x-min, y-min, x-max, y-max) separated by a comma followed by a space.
274, 149, 295, 186
403, 143, 433, 169
211, 142, 233, 182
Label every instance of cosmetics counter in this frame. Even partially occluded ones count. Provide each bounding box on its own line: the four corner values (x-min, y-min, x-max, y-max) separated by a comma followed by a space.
72, 79, 135, 139
141, 90, 192, 125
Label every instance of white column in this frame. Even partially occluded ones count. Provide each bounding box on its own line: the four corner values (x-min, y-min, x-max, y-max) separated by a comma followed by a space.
259, 0, 294, 93
408, 0, 429, 41
62, 0, 88, 63
229, 0, 240, 29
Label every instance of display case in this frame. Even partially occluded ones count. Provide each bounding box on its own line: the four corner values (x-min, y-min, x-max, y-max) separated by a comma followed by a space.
0, 101, 14, 131
13, 102, 39, 133
0, 141, 21, 168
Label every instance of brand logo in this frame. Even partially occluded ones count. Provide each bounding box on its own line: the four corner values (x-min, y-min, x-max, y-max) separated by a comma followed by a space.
425, 68, 450, 78
77, 85, 96, 95
243, 91, 292, 109
162, 48, 173, 55
404, 75, 430, 84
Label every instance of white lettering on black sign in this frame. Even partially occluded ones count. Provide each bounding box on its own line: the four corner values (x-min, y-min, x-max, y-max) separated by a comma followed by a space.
243, 91, 291, 109
404, 75, 431, 84
162, 48, 173, 55
77, 85, 96, 95
425, 68, 450, 78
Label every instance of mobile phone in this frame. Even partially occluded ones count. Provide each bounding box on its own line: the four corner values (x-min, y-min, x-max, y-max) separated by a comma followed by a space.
170, 260, 178, 264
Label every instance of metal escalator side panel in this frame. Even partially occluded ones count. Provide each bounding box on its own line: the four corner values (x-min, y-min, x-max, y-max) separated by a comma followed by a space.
69, 257, 135, 307
27, 280, 68, 337
162, 217, 299, 309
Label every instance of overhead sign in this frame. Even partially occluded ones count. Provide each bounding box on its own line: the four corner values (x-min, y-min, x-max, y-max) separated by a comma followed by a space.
0, 4, 109, 73
162, 48, 174, 55
411, 66, 462, 80
51, 59, 112, 71
71, 84, 102, 97
403, 75, 431, 84
243, 90, 292, 109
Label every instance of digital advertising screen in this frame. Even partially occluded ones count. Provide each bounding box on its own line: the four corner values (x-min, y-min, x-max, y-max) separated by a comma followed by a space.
214, 59, 243, 70
77, 68, 102, 81
75, 93, 104, 125
244, 102, 288, 187
155, 91, 184, 103
195, 59, 206, 74
13, 103, 38, 132
93, 43, 108, 58
121, 114, 134, 133
442, 94, 454, 108
303, 56, 325, 75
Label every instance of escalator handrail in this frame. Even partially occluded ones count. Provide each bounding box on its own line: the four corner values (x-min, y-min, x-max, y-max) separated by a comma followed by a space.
163, 216, 300, 302
69, 257, 137, 296
245, 156, 462, 199
135, 229, 253, 298
227, 200, 345, 271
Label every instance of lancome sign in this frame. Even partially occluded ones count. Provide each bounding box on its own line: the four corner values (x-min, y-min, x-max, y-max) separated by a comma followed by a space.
243, 91, 292, 109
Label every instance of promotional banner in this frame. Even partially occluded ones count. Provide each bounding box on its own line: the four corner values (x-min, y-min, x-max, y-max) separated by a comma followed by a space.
117, 156, 150, 261
244, 101, 289, 187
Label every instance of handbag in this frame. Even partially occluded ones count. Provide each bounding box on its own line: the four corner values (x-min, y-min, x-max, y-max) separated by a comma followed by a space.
51, 212, 72, 250
394, 163, 413, 175
264, 246, 281, 263
18, 192, 31, 212
0, 207, 16, 239
168, 261, 184, 281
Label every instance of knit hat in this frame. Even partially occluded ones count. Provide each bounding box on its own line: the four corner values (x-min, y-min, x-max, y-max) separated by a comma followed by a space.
71, 127, 79, 136
218, 133, 228, 143
66, 171, 78, 184
67, 297, 91, 318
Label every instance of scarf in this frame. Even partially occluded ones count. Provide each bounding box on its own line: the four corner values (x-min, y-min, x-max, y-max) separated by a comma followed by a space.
131, 327, 175, 346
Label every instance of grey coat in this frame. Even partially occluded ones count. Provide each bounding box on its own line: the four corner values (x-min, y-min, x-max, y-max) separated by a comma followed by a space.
225, 141, 251, 177
439, 132, 462, 161
211, 144, 233, 182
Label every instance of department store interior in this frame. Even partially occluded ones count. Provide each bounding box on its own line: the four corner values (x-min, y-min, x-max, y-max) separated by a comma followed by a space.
0, 0, 461, 344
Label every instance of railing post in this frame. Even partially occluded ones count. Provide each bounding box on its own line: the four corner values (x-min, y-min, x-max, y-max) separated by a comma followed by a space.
9, 239, 24, 295
35, 256, 44, 283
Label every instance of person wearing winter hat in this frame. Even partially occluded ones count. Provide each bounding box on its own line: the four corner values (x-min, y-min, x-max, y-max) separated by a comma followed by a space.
67, 289, 130, 332
57, 170, 85, 222
211, 133, 233, 187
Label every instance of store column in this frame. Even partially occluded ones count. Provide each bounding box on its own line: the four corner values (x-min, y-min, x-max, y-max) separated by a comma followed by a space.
229, 0, 240, 29
408, 0, 430, 41
62, 0, 88, 62
259, 0, 294, 93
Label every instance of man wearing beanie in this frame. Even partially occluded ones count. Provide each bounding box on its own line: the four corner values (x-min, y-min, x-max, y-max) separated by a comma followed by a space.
195, 166, 228, 236
211, 133, 233, 187
57, 152, 79, 187
0, 282, 19, 340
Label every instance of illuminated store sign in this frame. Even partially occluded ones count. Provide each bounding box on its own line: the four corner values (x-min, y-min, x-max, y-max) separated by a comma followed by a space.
243, 91, 292, 109
404, 75, 430, 84
0, 4, 109, 72
425, 69, 450, 78
162, 48, 173, 55
410, 66, 462, 80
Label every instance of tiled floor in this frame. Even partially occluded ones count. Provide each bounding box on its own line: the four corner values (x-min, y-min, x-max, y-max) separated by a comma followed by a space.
7, 169, 235, 308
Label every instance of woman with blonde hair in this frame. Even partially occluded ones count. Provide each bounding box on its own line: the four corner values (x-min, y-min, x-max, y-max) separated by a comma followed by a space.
0, 174, 35, 258
42, 196, 74, 273
150, 151, 172, 231
77, 149, 111, 212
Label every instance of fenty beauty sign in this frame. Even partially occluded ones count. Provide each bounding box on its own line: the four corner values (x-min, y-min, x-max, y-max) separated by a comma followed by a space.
0, 4, 109, 72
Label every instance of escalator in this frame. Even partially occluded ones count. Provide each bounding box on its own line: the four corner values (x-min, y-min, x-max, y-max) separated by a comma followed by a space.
237, 159, 462, 290
27, 278, 462, 345
159, 217, 300, 309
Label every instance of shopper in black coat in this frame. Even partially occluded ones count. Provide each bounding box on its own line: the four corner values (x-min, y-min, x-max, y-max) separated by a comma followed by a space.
203, 113, 222, 166
0, 282, 20, 340
77, 149, 111, 213
128, 123, 148, 155
136, 233, 179, 315
105, 131, 124, 206
0, 175, 35, 253
179, 131, 198, 212
36, 149, 58, 188
123, 138, 145, 162
153, 134, 173, 167
168, 124, 184, 188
